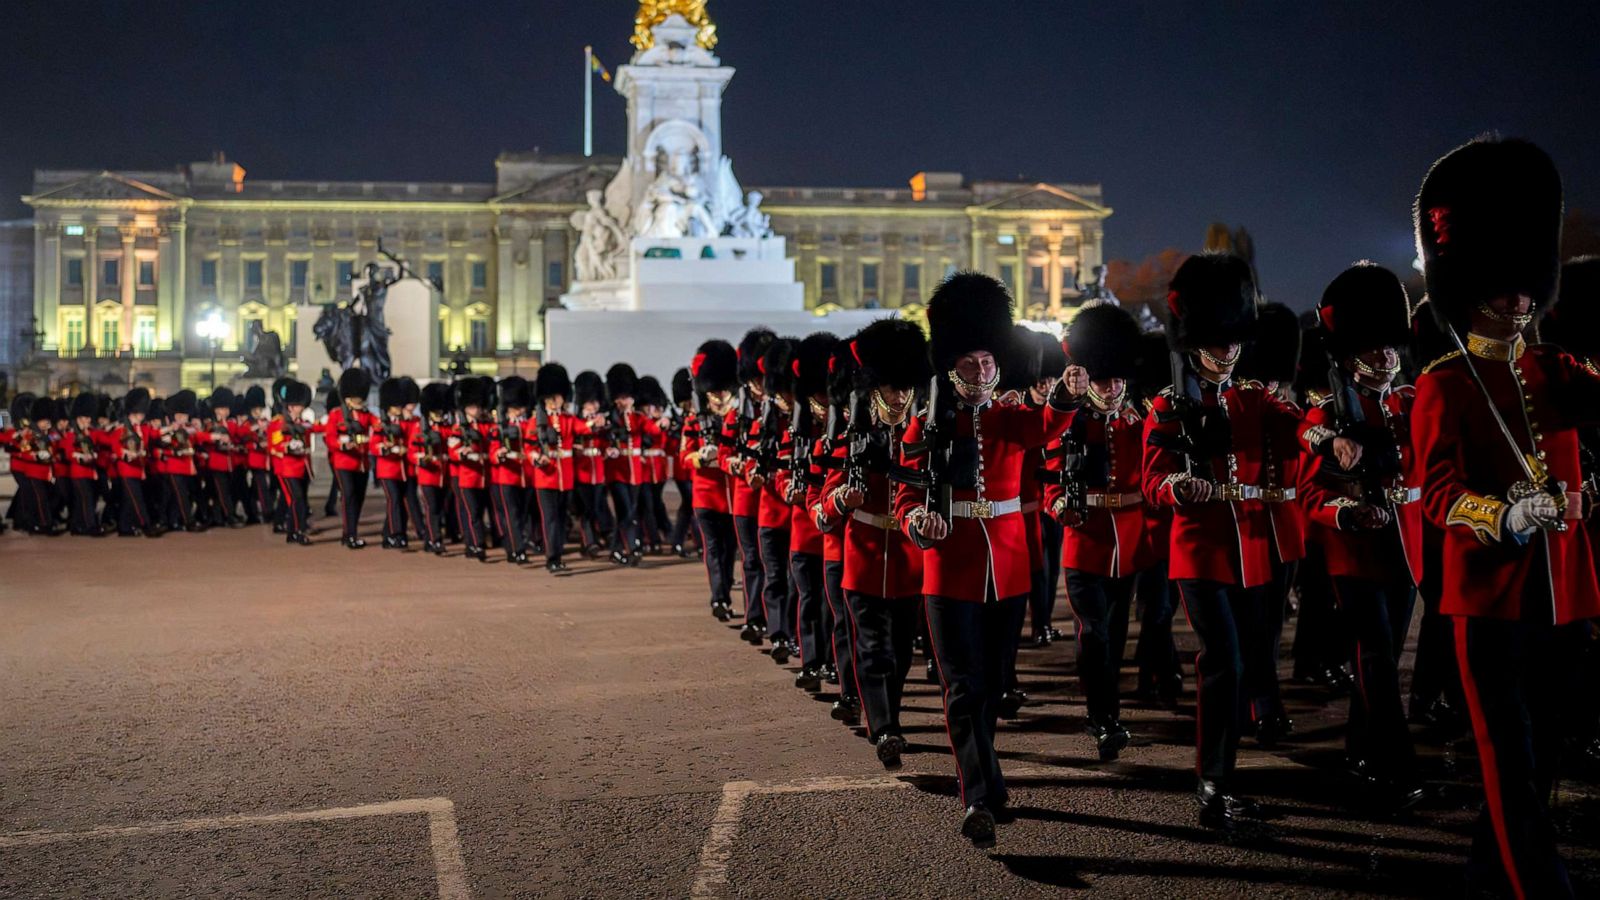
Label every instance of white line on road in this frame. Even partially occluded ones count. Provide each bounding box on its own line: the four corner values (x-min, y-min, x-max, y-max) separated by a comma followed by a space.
0, 796, 470, 900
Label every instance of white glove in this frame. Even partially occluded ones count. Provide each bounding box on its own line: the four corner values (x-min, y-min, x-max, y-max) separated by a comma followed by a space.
1505, 493, 1562, 536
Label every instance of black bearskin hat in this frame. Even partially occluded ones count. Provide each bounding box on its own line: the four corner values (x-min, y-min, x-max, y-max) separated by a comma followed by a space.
997, 324, 1044, 393
761, 337, 798, 398
278, 379, 312, 408
10, 393, 35, 424
1237, 302, 1303, 384
378, 378, 409, 411
536, 363, 573, 401
737, 328, 776, 384
1132, 332, 1171, 405
454, 376, 490, 411
167, 389, 198, 417
243, 385, 267, 411
828, 336, 862, 408
606, 363, 638, 399
691, 339, 739, 394
851, 318, 931, 390
574, 370, 606, 407
337, 368, 373, 403
1415, 136, 1563, 329
420, 382, 453, 417
196, 400, 215, 422
1165, 253, 1259, 351
70, 392, 99, 420
1066, 301, 1142, 380
794, 332, 839, 400
147, 397, 168, 421
1295, 322, 1333, 400
499, 375, 532, 410
1545, 256, 1600, 360
1316, 263, 1412, 358
270, 377, 292, 410
636, 375, 667, 409
672, 367, 694, 405
400, 377, 421, 407
95, 394, 113, 420
123, 387, 151, 417
325, 388, 340, 412
1035, 329, 1068, 380
208, 387, 237, 412
926, 271, 1015, 371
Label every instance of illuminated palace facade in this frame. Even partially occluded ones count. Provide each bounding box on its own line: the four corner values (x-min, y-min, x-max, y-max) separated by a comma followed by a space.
17, 154, 1109, 393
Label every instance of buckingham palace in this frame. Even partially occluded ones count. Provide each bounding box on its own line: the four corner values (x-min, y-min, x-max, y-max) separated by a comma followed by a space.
6, 151, 1110, 396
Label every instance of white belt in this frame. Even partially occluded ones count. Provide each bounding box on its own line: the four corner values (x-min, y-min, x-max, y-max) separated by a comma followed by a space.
1086, 490, 1143, 509
1260, 486, 1297, 503
545, 449, 573, 459
623, 448, 644, 457
851, 509, 899, 530
950, 497, 1022, 519
1386, 486, 1420, 505
1217, 483, 1263, 502
580, 448, 603, 457
643, 449, 666, 458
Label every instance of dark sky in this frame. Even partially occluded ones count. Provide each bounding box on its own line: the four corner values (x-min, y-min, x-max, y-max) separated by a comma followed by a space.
2, 1, 1595, 308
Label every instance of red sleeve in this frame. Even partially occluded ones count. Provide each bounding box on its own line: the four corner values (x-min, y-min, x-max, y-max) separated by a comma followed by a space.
1296, 402, 1349, 530
893, 414, 927, 537
1141, 394, 1185, 508
1413, 369, 1498, 541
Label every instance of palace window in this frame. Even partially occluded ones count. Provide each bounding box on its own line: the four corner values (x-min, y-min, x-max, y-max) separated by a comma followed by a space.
200, 259, 217, 288
100, 318, 119, 353
63, 224, 85, 237
820, 263, 837, 291
438, 315, 450, 352
135, 316, 157, 354
337, 260, 355, 285
245, 260, 264, 290
471, 261, 488, 290
62, 315, 85, 353
1000, 264, 1015, 290
546, 261, 564, 288
290, 259, 309, 290
903, 263, 921, 293
1030, 265, 1046, 292
427, 261, 444, 286
469, 318, 489, 354
862, 262, 879, 292
139, 260, 155, 287
66, 258, 83, 287
103, 259, 119, 286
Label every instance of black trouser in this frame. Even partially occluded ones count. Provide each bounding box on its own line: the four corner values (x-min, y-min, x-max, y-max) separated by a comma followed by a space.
848, 591, 918, 738
733, 514, 766, 624
1134, 559, 1181, 683
1331, 573, 1417, 777
537, 489, 572, 564
163, 473, 197, 530
1457, 615, 1581, 899
1035, 515, 1064, 636
825, 560, 857, 702
324, 471, 340, 517
276, 474, 310, 537
119, 477, 153, 535
791, 551, 827, 669
695, 508, 736, 606
100, 474, 119, 526
925, 592, 1027, 810
608, 482, 641, 552
333, 468, 368, 540
1410, 536, 1463, 715
522, 486, 541, 550
490, 482, 527, 560
14, 474, 51, 531
636, 482, 664, 547
455, 484, 488, 550
670, 479, 695, 547
1292, 543, 1347, 678
250, 469, 276, 524
415, 483, 446, 545
1244, 556, 1292, 723
1176, 578, 1260, 788
68, 477, 98, 534
1066, 569, 1138, 723
758, 525, 793, 641
207, 469, 238, 525
378, 477, 411, 541
232, 468, 253, 521
573, 482, 612, 548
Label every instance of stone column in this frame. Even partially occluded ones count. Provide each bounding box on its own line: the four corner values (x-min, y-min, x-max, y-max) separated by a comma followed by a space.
37, 223, 60, 350
526, 225, 547, 352
120, 225, 138, 351
82, 226, 100, 352
495, 222, 515, 352
169, 217, 187, 353
1046, 234, 1063, 317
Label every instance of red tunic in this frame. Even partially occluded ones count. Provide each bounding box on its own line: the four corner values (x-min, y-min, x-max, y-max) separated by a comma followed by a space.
267, 417, 314, 480
719, 409, 762, 518
370, 416, 413, 481
604, 410, 665, 486
530, 411, 593, 492
154, 424, 200, 477
682, 414, 733, 515
7, 426, 53, 481
108, 424, 155, 479
822, 429, 924, 598
407, 420, 450, 488
488, 418, 531, 488
243, 417, 271, 471
1045, 402, 1149, 578
59, 427, 100, 480
448, 420, 493, 490
323, 407, 377, 472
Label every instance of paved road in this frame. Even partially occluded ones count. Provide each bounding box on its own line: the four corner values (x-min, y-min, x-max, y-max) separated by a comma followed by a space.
2, 519, 1596, 898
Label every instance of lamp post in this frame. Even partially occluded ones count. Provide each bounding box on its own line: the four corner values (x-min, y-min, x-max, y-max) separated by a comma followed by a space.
197, 311, 226, 387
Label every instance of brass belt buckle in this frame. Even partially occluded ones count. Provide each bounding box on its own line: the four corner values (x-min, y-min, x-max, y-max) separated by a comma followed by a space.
1219, 483, 1244, 502
970, 499, 993, 519
1103, 493, 1123, 509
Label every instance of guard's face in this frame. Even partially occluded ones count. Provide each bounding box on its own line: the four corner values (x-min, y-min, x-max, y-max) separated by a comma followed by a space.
581, 401, 600, 417
1197, 344, 1242, 379
214, 406, 231, 418
464, 404, 482, 419
706, 390, 731, 413
75, 416, 92, 429
172, 413, 190, 425
745, 380, 766, 402
615, 394, 635, 412
507, 406, 528, 419
544, 396, 565, 413
1090, 378, 1126, 407
1351, 347, 1400, 388
128, 412, 145, 425
287, 404, 305, 419
953, 351, 997, 403
773, 393, 793, 414
346, 397, 366, 411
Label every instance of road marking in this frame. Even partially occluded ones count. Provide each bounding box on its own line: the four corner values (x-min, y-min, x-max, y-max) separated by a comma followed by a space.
0, 796, 470, 900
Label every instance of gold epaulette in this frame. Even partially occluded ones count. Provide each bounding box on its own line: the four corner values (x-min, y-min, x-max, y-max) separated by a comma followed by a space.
1421, 351, 1463, 375
1446, 492, 1505, 545
1236, 379, 1264, 391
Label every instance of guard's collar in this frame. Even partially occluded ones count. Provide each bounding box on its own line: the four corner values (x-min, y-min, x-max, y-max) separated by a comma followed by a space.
1466, 332, 1526, 362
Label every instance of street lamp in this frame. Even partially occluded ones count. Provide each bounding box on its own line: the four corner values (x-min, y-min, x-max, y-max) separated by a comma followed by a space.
197, 311, 227, 387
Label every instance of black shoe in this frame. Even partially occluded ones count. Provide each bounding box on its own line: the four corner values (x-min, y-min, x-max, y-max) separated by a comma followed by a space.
997, 690, 1027, 720
674, 543, 694, 559
1254, 712, 1293, 748
547, 560, 569, 574
820, 663, 839, 685
288, 532, 312, 546
1031, 632, 1051, 648
1045, 625, 1065, 642
185, 523, 208, 533
146, 527, 167, 538
225, 518, 247, 529
830, 697, 860, 725
344, 537, 367, 550
711, 601, 731, 621
911, 634, 926, 654
466, 545, 486, 561
1093, 718, 1131, 762
875, 733, 906, 770
960, 805, 996, 849
1158, 672, 1183, 708
272, 523, 286, 534
1196, 780, 1262, 831
770, 641, 792, 665
741, 621, 766, 645
511, 552, 529, 564
426, 541, 445, 555
610, 549, 630, 566
382, 536, 402, 549
794, 667, 822, 691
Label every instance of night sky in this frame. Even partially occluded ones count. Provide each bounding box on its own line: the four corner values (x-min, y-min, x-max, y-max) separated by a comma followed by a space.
2, 0, 1595, 308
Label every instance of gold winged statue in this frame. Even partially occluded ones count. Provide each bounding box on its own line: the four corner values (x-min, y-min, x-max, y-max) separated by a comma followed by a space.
631, 0, 718, 51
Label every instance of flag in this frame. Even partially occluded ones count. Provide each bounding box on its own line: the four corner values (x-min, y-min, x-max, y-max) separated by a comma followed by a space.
590, 53, 612, 83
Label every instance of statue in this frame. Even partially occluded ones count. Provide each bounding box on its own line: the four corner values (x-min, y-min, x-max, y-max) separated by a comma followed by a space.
239, 320, 287, 378
635, 147, 716, 239
709, 157, 771, 238
571, 189, 629, 281
313, 261, 395, 381
631, 0, 717, 51
1080, 264, 1119, 305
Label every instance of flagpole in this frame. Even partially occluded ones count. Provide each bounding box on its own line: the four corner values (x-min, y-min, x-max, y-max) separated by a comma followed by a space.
583, 45, 593, 158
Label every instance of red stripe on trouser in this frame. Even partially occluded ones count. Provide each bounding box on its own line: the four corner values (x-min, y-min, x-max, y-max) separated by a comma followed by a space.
456, 486, 480, 547
276, 475, 302, 534
167, 475, 190, 526
1330, 581, 1373, 738
922, 597, 968, 807
382, 480, 399, 536
1176, 585, 1204, 777
839, 591, 874, 738
491, 486, 514, 555
1454, 617, 1528, 900
32, 477, 50, 522
124, 479, 147, 528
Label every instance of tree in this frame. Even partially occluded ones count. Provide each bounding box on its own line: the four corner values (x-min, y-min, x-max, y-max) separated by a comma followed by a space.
1105, 248, 1189, 304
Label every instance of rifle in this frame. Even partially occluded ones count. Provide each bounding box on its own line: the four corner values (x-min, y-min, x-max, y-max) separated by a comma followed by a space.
1146, 349, 1238, 498
785, 395, 819, 501
456, 410, 486, 462
1325, 359, 1402, 503
535, 403, 560, 456
902, 373, 956, 523
1037, 417, 1088, 521
753, 395, 784, 480
497, 409, 525, 464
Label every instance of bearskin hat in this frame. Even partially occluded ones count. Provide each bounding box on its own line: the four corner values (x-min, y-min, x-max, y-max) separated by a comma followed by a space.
827, 336, 863, 408
536, 363, 573, 401
851, 318, 931, 390
1545, 256, 1600, 360
760, 337, 798, 398
277, 379, 313, 408
672, 367, 694, 405
10, 393, 35, 424
400, 377, 421, 407
208, 387, 237, 412
167, 389, 198, 417
95, 394, 113, 420
337, 368, 373, 403
499, 375, 532, 410
606, 363, 638, 399
420, 382, 453, 417
1415, 136, 1563, 330
794, 332, 839, 400
691, 339, 739, 393
243, 385, 267, 411
123, 387, 151, 418
270, 377, 292, 409
926, 270, 1015, 371
1165, 253, 1259, 351
379, 378, 409, 411
1066, 301, 1142, 380
1295, 322, 1333, 399
635, 376, 667, 409
196, 399, 215, 422
997, 324, 1044, 393
454, 376, 490, 411
147, 397, 168, 421
1237, 302, 1303, 384
324, 387, 340, 412
1132, 332, 1171, 404
737, 328, 776, 384
70, 392, 99, 420
1316, 263, 1412, 358
1035, 329, 1068, 380
574, 370, 606, 407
